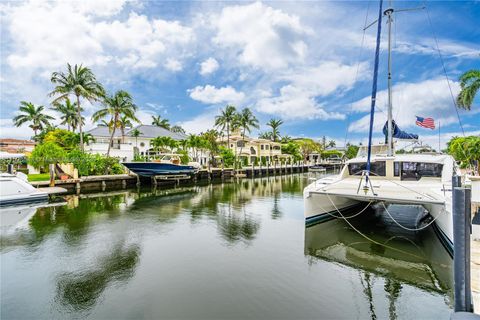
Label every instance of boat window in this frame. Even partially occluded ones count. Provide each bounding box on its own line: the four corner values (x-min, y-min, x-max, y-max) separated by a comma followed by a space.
400, 162, 443, 180
348, 161, 386, 176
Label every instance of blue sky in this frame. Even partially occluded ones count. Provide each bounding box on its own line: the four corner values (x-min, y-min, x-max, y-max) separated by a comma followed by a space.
0, 0, 479, 148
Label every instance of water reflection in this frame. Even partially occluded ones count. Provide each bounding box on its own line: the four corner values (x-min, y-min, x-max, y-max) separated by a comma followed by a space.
305, 208, 453, 316
1, 174, 453, 319
55, 242, 140, 312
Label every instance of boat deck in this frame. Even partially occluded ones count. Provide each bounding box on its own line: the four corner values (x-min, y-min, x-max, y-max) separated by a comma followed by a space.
309, 177, 446, 205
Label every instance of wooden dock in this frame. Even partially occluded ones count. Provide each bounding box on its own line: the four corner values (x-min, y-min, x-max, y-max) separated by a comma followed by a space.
37, 186, 68, 195
29, 164, 331, 194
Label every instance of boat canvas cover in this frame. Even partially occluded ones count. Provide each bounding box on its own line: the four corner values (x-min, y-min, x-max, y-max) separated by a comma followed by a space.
383, 120, 418, 140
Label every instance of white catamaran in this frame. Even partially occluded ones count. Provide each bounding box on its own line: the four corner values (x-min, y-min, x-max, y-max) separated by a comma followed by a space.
303, 1, 459, 254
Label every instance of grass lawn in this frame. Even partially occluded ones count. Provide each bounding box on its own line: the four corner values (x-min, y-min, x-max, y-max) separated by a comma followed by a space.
28, 173, 51, 182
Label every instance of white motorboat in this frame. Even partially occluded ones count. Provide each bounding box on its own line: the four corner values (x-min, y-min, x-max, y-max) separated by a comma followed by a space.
304, 1, 461, 255
0, 173, 48, 206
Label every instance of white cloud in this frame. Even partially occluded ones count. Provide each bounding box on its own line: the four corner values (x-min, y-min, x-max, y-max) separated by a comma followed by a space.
188, 85, 245, 104
254, 61, 368, 119
165, 58, 183, 72
199, 58, 219, 75
3, 2, 193, 70
349, 77, 461, 133
178, 112, 216, 134
394, 39, 480, 59
213, 2, 310, 69
74, 0, 128, 17
256, 85, 344, 120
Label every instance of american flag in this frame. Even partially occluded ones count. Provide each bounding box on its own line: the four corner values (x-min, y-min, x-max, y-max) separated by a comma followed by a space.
415, 116, 435, 129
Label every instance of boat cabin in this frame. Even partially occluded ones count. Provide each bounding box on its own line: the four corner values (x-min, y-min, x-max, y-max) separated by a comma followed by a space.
340, 152, 457, 184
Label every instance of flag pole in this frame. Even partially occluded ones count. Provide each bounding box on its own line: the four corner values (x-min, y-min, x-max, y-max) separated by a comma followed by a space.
438, 121, 441, 153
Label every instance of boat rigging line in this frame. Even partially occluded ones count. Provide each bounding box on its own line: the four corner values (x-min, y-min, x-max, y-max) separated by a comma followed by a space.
423, 0, 465, 136
343, 0, 372, 150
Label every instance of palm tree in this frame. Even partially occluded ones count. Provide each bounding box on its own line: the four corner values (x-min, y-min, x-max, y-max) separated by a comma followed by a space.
215, 105, 237, 148
51, 97, 84, 132
267, 118, 283, 142
187, 134, 203, 161
328, 140, 336, 148
130, 128, 143, 150
259, 132, 273, 140
117, 115, 134, 143
151, 136, 177, 154
201, 130, 220, 165
170, 125, 185, 134
92, 90, 139, 156
50, 63, 105, 151
151, 115, 170, 129
236, 108, 259, 162
280, 135, 292, 143
99, 119, 112, 128
457, 69, 480, 110
13, 101, 54, 137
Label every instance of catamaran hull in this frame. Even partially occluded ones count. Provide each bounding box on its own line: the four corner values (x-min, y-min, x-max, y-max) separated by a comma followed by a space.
304, 193, 454, 255
426, 201, 454, 256
304, 191, 360, 225
123, 162, 197, 177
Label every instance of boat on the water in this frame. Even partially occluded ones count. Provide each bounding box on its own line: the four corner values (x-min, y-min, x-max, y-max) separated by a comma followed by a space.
304, 146, 458, 254
123, 154, 200, 177
309, 165, 326, 173
303, 1, 460, 255
0, 172, 48, 206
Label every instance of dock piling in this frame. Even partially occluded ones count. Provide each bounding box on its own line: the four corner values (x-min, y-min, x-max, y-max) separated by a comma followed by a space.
453, 184, 473, 312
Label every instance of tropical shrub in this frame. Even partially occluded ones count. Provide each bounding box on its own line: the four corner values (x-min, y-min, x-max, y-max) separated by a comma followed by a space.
177, 149, 190, 164
219, 147, 235, 167
28, 142, 67, 172
281, 142, 302, 161
66, 149, 124, 176
133, 154, 147, 162
43, 129, 78, 150
345, 145, 360, 159
447, 136, 480, 173
321, 150, 343, 159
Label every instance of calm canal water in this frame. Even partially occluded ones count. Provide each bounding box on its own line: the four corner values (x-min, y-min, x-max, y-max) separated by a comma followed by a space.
1, 174, 453, 319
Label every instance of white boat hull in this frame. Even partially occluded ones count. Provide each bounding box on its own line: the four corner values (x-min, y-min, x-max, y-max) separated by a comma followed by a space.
0, 173, 48, 206
304, 179, 360, 225
303, 173, 455, 255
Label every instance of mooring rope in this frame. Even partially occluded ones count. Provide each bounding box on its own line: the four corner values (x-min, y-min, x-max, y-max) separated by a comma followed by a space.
380, 202, 442, 231
324, 192, 425, 260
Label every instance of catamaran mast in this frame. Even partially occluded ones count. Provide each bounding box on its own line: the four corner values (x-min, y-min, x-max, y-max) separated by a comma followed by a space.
385, 5, 394, 156
365, 0, 384, 188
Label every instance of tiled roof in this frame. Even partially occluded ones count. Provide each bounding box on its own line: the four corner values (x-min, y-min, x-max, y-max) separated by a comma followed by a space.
87, 126, 123, 137
0, 138, 36, 145
87, 125, 187, 140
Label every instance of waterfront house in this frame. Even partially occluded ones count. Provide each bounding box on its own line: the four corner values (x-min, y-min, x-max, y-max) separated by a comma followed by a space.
0, 138, 36, 154
217, 132, 291, 165
86, 125, 188, 162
